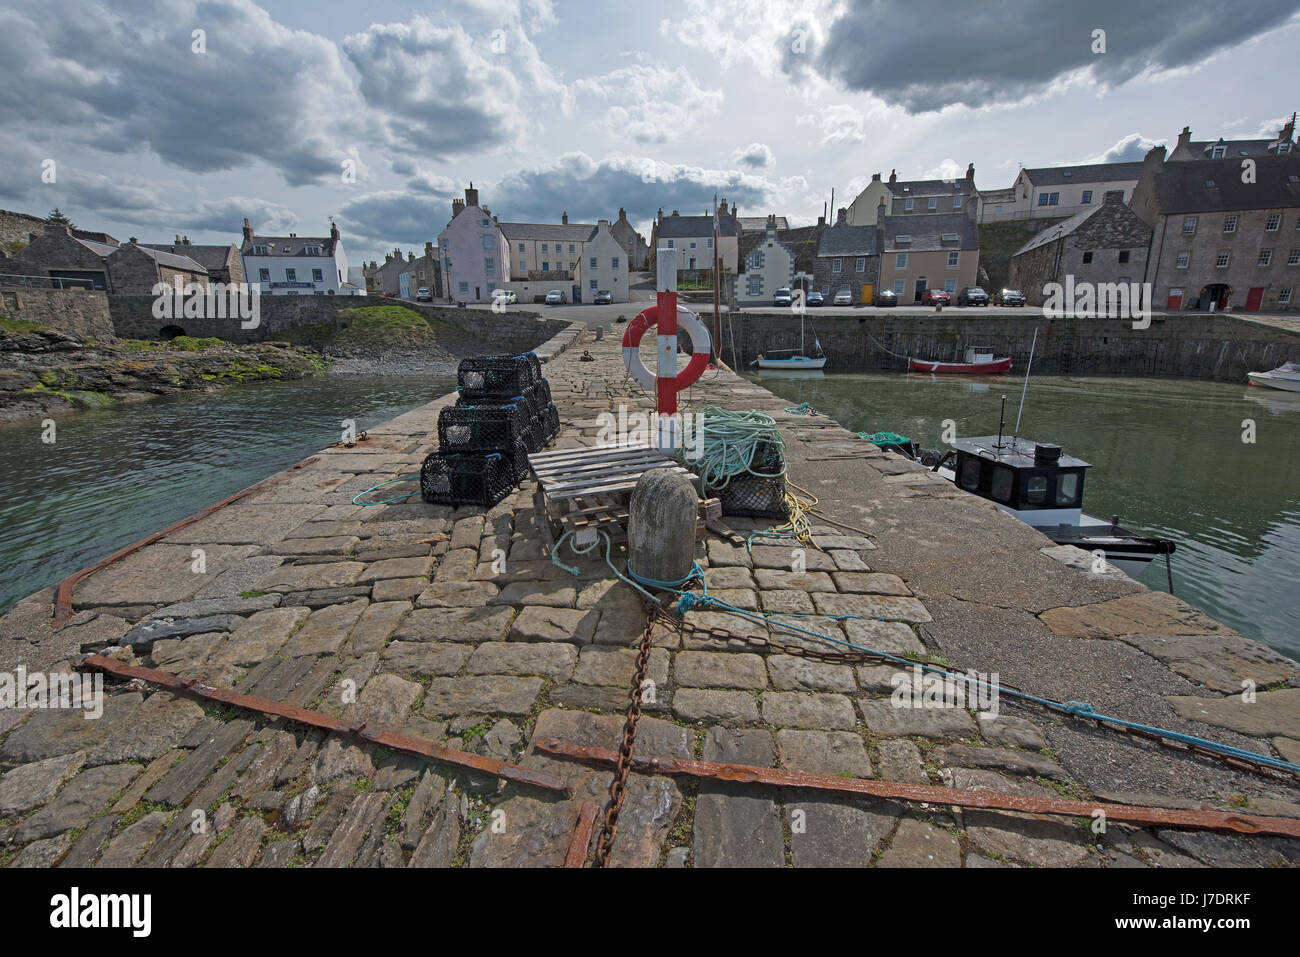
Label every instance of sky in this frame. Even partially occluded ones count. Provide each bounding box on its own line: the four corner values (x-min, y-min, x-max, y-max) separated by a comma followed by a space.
2, 0, 1299, 265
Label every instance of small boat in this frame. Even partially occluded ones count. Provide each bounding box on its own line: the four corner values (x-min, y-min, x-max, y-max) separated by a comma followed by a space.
753, 311, 826, 370
908, 347, 1011, 375
1247, 361, 1300, 393
928, 436, 1175, 579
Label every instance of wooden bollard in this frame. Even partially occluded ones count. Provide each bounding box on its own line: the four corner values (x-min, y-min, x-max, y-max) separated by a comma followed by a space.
628, 467, 697, 586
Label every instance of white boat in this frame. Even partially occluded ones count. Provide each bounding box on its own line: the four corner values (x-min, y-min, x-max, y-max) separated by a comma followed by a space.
753, 311, 826, 370
1247, 361, 1300, 392
929, 436, 1176, 579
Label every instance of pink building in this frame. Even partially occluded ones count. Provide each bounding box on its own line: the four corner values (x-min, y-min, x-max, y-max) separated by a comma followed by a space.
436, 184, 510, 303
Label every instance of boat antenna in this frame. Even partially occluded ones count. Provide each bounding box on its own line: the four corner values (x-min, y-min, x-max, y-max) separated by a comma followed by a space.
1013, 326, 1038, 446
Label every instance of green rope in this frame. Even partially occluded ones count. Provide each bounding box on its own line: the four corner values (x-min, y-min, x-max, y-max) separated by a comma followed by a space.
859, 430, 913, 447
784, 401, 816, 415
681, 406, 786, 490
352, 475, 420, 506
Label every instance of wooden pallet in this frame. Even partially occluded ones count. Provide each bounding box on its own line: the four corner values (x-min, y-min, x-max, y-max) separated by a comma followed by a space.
528, 440, 710, 555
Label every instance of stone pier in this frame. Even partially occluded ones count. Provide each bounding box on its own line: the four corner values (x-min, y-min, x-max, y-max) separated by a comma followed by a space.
0, 320, 1297, 868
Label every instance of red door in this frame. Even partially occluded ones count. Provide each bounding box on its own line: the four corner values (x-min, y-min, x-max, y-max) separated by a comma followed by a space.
1244, 287, 1264, 311
1166, 291, 1182, 310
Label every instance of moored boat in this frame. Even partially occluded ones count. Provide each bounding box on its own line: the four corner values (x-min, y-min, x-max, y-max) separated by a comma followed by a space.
1247, 361, 1300, 393
753, 310, 827, 370
908, 346, 1011, 375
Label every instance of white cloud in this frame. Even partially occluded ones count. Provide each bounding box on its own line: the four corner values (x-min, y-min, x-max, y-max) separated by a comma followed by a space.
573, 65, 723, 144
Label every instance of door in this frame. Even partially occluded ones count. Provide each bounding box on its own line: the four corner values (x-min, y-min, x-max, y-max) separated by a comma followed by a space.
1166, 288, 1183, 311
1244, 287, 1264, 311
572, 285, 581, 304
474, 286, 480, 300
860, 283, 874, 303
914, 279, 927, 303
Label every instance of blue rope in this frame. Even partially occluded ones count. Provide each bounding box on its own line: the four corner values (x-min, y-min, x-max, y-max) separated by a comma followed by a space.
550, 536, 1300, 776
352, 475, 420, 506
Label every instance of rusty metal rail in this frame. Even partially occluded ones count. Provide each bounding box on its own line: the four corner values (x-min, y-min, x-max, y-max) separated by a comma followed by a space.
53, 453, 325, 626
564, 801, 602, 868
81, 654, 569, 795
536, 738, 1300, 840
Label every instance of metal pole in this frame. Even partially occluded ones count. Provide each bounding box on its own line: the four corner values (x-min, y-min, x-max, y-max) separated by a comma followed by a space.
1014, 326, 1038, 436
712, 195, 721, 362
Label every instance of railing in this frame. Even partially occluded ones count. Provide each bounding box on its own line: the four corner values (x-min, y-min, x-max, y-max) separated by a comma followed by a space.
0, 273, 103, 290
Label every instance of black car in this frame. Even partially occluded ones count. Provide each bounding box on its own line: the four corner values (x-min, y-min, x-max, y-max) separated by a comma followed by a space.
875, 289, 898, 307
994, 288, 1026, 306
957, 286, 989, 306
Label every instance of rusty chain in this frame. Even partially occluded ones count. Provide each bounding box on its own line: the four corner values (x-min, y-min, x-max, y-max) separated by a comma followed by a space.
592, 609, 658, 867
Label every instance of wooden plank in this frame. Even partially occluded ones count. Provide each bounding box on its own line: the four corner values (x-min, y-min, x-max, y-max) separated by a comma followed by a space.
531, 448, 665, 471
547, 466, 696, 496
542, 461, 683, 491
550, 476, 699, 500
532, 451, 673, 480
528, 441, 652, 465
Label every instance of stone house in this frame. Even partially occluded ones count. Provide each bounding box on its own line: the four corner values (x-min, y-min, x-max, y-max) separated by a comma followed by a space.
878, 212, 980, 302
1008, 191, 1153, 305
105, 242, 208, 294
812, 213, 880, 303
400, 242, 443, 299
1130, 145, 1300, 311
141, 237, 244, 285
608, 208, 649, 270
6, 225, 207, 293
735, 217, 797, 305
650, 200, 741, 277
1167, 117, 1295, 162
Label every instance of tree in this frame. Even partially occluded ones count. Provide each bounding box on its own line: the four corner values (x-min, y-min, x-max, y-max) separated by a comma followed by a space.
46, 208, 74, 228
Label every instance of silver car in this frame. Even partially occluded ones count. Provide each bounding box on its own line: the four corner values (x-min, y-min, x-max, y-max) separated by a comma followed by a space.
773, 287, 793, 306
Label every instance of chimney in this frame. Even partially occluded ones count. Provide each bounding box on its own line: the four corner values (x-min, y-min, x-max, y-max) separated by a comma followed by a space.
1175, 126, 1191, 151
817, 214, 826, 227
966, 163, 975, 184
464, 183, 479, 207
242, 218, 253, 243
657, 207, 664, 221
562, 211, 568, 225
1102, 189, 1124, 205
408, 252, 415, 262
618, 207, 627, 220
671, 210, 679, 217
183, 235, 190, 245
129, 236, 138, 244
175, 234, 181, 244
452, 198, 465, 217
425, 241, 433, 256
836, 207, 848, 226
330, 221, 340, 242
719, 199, 729, 216
889, 169, 897, 185
1143, 143, 1167, 172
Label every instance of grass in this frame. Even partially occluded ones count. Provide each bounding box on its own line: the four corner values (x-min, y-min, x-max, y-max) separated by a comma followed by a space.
0, 316, 47, 333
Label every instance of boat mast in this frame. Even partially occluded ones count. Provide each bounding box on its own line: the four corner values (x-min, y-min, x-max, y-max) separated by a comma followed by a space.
1013, 326, 1039, 446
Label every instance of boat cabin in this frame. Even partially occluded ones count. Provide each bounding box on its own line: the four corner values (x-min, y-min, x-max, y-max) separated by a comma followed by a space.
965, 347, 995, 364
949, 436, 1090, 525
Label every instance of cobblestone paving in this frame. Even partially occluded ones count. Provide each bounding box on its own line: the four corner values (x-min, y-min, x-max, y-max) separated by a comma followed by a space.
1, 321, 1297, 868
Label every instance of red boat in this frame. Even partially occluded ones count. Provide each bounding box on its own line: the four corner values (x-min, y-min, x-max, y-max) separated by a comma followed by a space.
909, 346, 1011, 375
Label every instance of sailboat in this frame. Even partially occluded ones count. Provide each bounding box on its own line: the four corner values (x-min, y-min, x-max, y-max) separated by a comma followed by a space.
752, 310, 827, 370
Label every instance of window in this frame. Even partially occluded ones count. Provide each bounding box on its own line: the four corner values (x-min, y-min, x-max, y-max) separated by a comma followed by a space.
855, 257, 866, 272
1026, 475, 1047, 505
250, 244, 269, 256
928, 197, 937, 210
1258, 249, 1273, 266
1039, 192, 1059, 206
418, 271, 425, 279
1118, 250, 1131, 264
1216, 250, 1231, 268
1289, 249, 1300, 265
304, 245, 322, 257
518, 260, 524, 272
944, 278, 957, 293
832, 258, 842, 273
706, 238, 713, 248
258, 267, 269, 281
612, 257, 619, 269
747, 275, 762, 296
666, 239, 674, 248
485, 257, 495, 274
541, 262, 549, 271
1206, 180, 1217, 189
904, 199, 914, 211
1038, 193, 1050, 206
590, 280, 598, 290
689, 242, 696, 249
896, 253, 907, 268
1082, 251, 1094, 264
481, 235, 495, 249
481, 218, 490, 226
590, 257, 597, 270
1182, 217, 1198, 234
991, 466, 1014, 503
1176, 252, 1190, 269
1266, 213, 1281, 231
569, 262, 575, 270
458, 281, 469, 293
893, 279, 905, 295
1281, 287, 1293, 303
958, 458, 980, 491
1211, 145, 1226, 158
519, 243, 525, 252
953, 197, 962, 210
942, 233, 959, 242
285, 268, 296, 281
542, 244, 548, 252
1224, 215, 1237, 233
1057, 473, 1080, 505
569, 244, 575, 254
947, 251, 959, 268
312, 268, 323, 283
1081, 190, 1093, 204
994, 205, 1003, 215
487, 282, 496, 294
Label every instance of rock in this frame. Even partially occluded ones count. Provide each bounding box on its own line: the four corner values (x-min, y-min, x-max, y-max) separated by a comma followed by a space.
978, 714, 1048, 750
776, 730, 872, 776
672, 689, 760, 723
673, 651, 767, 690
415, 581, 499, 607
1040, 591, 1223, 639
282, 599, 368, 657
205, 606, 310, 667
122, 615, 242, 650
858, 700, 977, 739
16, 763, 141, 843
281, 785, 323, 829
205, 816, 266, 868
572, 646, 669, 688
876, 818, 962, 867
380, 641, 473, 678
692, 728, 784, 867
766, 655, 857, 693
395, 606, 515, 643
842, 618, 926, 654
464, 641, 578, 680
98, 811, 171, 867
419, 676, 543, 717
762, 692, 857, 730
315, 791, 388, 867
507, 607, 597, 643
877, 739, 928, 784
0, 751, 87, 815
812, 592, 932, 623
1165, 688, 1300, 739
932, 744, 1066, 780
10, 833, 74, 868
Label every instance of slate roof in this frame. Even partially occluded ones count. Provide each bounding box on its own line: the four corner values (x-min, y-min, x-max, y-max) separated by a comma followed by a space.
498, 221, 598, 242
1013, 207, 1105, 255
141, 243, 236, 272
1148, 154, 1300, 214
132, 245, 207, 272
75, 238, 120, 258
815, 225, 879, 257
243, 236, 338, 257
882, 214, 977, 251
655, 214, 739, 238
1021, 162, 1143, 187
889, 178, 973, 198
738, 216, 789, 231
1186, 138, 1292, 159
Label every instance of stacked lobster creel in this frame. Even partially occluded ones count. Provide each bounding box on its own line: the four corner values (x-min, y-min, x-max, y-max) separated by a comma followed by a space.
421, 352, 561, 507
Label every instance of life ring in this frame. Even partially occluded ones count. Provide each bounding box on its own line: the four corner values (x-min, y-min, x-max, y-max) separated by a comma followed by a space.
621, 303, 711, 390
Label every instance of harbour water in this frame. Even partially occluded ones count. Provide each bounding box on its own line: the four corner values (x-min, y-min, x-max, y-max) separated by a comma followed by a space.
748, 370, 1300, 658
0, 375, 454, 616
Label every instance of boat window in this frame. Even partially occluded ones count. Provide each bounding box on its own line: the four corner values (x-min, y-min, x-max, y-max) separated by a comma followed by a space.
959, 457, 981, 491
991, 466, 1014, 503
1026, 474, 1047, 505
1057, 472, 1079, 505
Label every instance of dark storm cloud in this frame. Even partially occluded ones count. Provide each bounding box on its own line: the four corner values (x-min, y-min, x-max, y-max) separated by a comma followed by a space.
807, 0, 1300, 112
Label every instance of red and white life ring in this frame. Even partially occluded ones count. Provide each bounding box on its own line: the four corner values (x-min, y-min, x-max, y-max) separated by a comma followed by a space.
620, 303, 711, 392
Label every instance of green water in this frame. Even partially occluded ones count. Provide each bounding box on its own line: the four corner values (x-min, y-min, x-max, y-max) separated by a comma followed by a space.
747, 370, 1300, 658
0, 375, 453, 616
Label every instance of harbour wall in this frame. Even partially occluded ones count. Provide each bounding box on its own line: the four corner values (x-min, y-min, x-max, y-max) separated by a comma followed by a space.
720, 312, 1300, 381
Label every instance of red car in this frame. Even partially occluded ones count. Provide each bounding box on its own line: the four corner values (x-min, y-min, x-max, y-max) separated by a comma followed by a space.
921, 288, 950, 306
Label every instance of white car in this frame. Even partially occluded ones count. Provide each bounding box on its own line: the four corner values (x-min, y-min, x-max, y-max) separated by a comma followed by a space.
416, 287, 431, 301
545, 289, 566, 304
833, 287, 853, 306
492, 289, 517, 305
773, 287, 793, 307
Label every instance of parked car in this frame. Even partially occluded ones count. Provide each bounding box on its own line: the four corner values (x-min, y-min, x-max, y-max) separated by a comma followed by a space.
995, 288, 1026, 306
492, 289, 517, 305
545, 289, 567, 305
806, 290, 824, 307
416, 287, 431, 302
922, 288, 951, 306
833, 287, 853, 305
773, 287, 793, 307
383, 292, 396, 298
957, 286, 990, 306
875, 289, 898, 307
593, 290, 613, 304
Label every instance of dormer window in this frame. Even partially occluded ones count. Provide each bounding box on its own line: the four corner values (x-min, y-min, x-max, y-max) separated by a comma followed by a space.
1206, 180, 1216, 189
942, 233, 959, 242
250, 244, 269, 256
896, 235, 911, 243
1211, 145, 1226, 158
304, 245, 322, 256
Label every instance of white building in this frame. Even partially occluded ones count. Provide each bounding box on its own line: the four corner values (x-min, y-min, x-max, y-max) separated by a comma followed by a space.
240, 219, 357, 295
734, 220, 795, 305
579, 220, 629, 302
